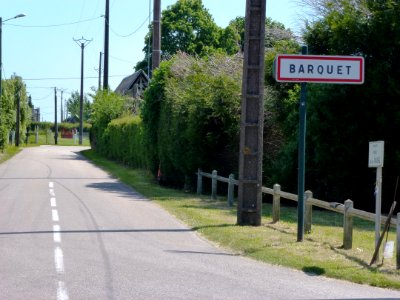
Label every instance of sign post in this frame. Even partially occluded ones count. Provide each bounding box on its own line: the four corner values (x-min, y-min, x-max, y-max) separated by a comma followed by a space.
274, 52, 364, 241
369, 140, 384, 258
297, 46, 308, 242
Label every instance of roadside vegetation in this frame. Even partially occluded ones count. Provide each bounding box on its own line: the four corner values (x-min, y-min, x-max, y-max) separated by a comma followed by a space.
82, 149, 400, 290
2, 0, 400, 288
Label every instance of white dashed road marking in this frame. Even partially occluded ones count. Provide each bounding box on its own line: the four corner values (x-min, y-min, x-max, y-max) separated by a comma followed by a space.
54, 247, 65, 274
49, 182, 69, 299
57, 281, 69, 300
53, 225, 61, 243
52, 209, 59, 222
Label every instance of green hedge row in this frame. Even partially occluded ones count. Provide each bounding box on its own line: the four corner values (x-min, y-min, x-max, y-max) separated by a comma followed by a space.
141, 53, 243, 187
29, 122, 92, 133
101, 116, 146, 168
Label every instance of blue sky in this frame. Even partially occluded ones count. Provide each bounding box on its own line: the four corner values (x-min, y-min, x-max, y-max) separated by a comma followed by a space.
0, 0, 306, 121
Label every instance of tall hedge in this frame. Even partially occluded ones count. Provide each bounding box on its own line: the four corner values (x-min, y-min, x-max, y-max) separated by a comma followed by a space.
0, 76, 31, 149
102, 116, 146, 168
90, 90, 128, 154
142, 53, 242, 187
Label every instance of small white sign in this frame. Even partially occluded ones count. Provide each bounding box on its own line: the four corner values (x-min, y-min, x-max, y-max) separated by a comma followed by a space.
274, 55, 364, 84
368, 141, 384, 168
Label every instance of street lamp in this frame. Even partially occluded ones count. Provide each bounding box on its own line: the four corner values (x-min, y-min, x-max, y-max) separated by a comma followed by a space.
0, 13, 27, 110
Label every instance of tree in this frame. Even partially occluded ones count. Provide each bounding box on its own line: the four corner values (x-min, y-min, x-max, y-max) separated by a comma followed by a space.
90, 90, 128, 151
135, 0, 238, 72
0, 75, 31, 148
65, 91, 92, 122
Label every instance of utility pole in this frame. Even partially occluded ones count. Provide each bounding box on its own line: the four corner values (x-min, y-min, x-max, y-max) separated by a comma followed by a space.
152, 0, 161, 71
237, 0, 266, 226
15, 89, 20, 147
54, 87, 58, 145
74, 37, 92, 145
147, 0, 151, 77
103, 0, 110, 89
60, 89, 64, 123
0, 17, 3, 113
98, 51, 103, 90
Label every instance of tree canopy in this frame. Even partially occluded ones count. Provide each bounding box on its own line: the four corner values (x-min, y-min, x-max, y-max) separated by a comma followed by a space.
0, 75, 31, 148
135, 0, 241, 72
65, 91, 92, 122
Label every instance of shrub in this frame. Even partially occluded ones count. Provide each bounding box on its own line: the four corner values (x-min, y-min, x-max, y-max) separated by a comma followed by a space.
103, 115, 146, 169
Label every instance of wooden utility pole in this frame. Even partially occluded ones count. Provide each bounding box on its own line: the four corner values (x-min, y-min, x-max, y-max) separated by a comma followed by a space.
98, 51, 103, 90
103, 0, 110, 89
74, 37, 92, 145
60, 89, 64, 123
237, 0, 266, 226
152, 0, 161, 72
15, 89, 20, 147
54, 87, 58, 145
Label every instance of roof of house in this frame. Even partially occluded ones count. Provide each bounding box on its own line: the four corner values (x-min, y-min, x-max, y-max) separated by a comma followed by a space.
115, 69, 149, 95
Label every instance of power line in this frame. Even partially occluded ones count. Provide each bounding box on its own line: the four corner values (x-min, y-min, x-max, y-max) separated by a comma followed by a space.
110, 55, 135, 64
23, 75, 127, 81
7, 16, 102, 28
108, 13, 151, 38
31, 91, 54, 101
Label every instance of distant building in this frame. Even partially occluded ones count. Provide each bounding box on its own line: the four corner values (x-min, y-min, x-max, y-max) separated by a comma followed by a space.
32, 107, 40, 122
115, 69, 149, 98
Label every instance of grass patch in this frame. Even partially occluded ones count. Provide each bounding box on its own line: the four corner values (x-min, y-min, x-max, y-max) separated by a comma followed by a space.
26, 133, 90, 146
82, 149, 400, 290
0, 146, 22, 163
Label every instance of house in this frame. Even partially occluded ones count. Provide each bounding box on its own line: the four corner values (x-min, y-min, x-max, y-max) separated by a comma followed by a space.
115, 69, 149, 98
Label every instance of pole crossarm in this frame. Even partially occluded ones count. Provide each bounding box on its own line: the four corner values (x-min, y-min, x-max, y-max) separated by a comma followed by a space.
73, 37, 93, 48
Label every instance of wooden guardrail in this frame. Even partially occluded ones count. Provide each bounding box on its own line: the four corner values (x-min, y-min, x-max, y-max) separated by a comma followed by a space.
196, 169, 400, 269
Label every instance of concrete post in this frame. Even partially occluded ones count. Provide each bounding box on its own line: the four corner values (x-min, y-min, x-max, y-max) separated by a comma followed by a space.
305, 190, 313, 233
272, 184, 281, 223
211, 170, 218, 200
228, 174, 235, 207
197, 169, 203, 195
343, 199, 354, 250
397, 213, 400, 269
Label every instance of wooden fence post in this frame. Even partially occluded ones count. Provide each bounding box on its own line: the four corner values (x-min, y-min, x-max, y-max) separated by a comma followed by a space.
272, 184, 281, 223
197, 169, 203, 195
343, 199, 353, 250
211, 170, 218, 200
305, 190, 313, 233
397, 213, 400, 269
228, 174, 235, 207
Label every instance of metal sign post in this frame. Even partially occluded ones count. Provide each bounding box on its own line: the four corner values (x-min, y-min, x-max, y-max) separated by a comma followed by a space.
369, 140, 385, 257
297, 46, 308, 242
274, 52, 365, 241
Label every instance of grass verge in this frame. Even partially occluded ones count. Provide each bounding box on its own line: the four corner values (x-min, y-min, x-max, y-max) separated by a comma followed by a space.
27, 134, 90, 146
82, 149, 400, 290
0, 146, 22, 164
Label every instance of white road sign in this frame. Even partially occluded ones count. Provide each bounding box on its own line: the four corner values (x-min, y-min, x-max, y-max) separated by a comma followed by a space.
369, 141, 384, 168
274, 55, 364, 84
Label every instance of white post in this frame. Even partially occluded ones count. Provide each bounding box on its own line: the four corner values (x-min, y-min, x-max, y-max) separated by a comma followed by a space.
369, 141, 384, 260
397, 212, 400, 269
375, 166, 382, 257
35, 125, 39, 144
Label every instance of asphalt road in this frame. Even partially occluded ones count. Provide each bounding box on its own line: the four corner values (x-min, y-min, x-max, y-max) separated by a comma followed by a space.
0, 146, 399, 300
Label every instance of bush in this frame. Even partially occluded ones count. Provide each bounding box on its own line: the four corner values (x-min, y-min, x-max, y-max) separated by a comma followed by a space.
142, 53, 242, 188
102, 115, 146, 169
90, 90, 128, 152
